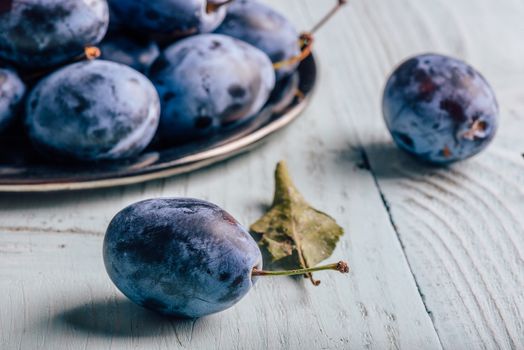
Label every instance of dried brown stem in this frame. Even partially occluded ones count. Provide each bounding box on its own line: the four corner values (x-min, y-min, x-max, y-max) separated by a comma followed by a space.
310, 0, 348, 34
206, 0, 235, 13
273, 33, 314, 70
272, 0, 347, 70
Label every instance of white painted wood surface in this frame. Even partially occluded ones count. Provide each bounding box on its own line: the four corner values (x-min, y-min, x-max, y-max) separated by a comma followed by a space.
1, 0, 523, 349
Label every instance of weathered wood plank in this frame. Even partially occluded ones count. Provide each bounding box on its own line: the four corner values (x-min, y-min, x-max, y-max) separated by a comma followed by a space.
0, 148, 442, 350
320, 0, 524, 348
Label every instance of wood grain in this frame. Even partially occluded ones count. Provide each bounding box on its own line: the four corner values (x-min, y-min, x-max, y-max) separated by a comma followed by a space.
317, 0, 524, 348
1, 0, 523, 349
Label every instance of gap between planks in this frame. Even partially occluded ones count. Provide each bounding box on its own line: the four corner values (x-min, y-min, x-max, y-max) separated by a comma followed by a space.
0, 225, 102, 236
359, 147, 445, 350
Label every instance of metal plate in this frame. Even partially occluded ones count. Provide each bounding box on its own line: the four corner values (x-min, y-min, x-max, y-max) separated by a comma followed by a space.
0, 54, 317, 192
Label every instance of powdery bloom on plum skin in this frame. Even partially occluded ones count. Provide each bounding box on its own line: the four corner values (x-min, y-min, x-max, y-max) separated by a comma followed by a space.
103, 198, 262, 318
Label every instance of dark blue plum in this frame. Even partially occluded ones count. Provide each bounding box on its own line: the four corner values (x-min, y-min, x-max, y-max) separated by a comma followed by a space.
0, 0, 109, 69
26, 60, 160, 162
108, 0, 227, 37
215, 0, 300, 80
149, 34, 275, 145
383, 54, 498, 164
103, 198, 262, 318
99, 33, 160, 74
0, 68, 25, 133
107, 5, 124, 33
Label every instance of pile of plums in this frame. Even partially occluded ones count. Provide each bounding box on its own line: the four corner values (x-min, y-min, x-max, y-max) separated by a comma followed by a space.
0, 0, 498, 165
0, 0, 302, 162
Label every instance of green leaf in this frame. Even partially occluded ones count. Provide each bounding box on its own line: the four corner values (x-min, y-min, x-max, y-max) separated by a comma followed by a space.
250, 161, 344, 285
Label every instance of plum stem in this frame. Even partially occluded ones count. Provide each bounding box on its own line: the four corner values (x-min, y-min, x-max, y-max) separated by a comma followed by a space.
206, 0, 234, 13
252, 261, 349, 285
310, 0, 348, 34
84, 46, 101, 60
272, 0, 347, 70
273, 33, 313, 70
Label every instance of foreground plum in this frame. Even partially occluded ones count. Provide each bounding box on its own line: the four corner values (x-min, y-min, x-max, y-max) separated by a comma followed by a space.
149, 34, 275, 145
108, 0, 229, 38
0, 0, 109, 69
104, 198, 349, 318
26, 60, 160, 161
215, 0, 300, 80
104, 198, 263, 318
0, 68, 25, 133
99, 32, 160, 73
383, 53, 498, 164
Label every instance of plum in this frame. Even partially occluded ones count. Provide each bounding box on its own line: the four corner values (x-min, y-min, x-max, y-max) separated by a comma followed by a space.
103, 198, 263, 318
0, 0, 109, 69
99, 32, 160, 74
383, 53, 498, 163
26, 60, 160, 162
149, 34, 275, 145
0, 68, 25, 133
108, 0, 229, 38
103, 198, 349, 318
215, 0, 300, 80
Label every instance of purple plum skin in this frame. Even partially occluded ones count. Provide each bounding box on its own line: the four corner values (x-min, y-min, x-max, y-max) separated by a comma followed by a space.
383, 53, 498, 164
215, 0, 300, 81
0, 0, 109, 69
99, 33, 160, 74
26, 60, 160, 162
108, 0, 227, 36
0, 68, 25, 133
149, 34, 276, 145
103, 198, 263, 318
